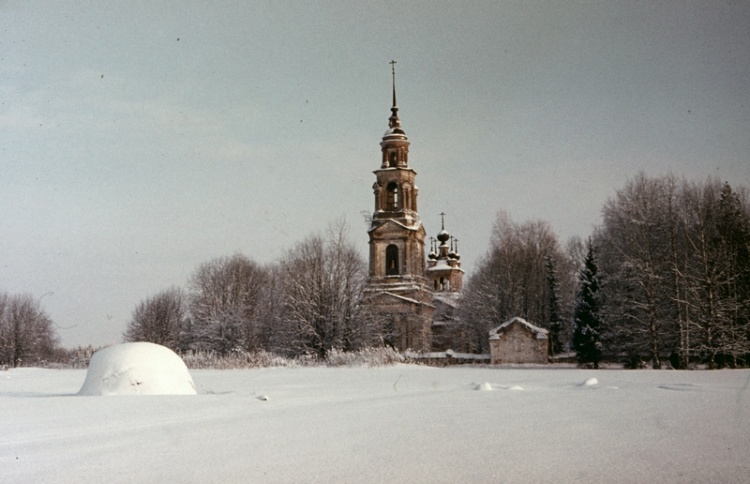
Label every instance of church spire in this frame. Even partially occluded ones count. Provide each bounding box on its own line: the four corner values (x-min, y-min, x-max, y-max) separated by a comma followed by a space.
388, 60, 401, 130
381, 61, 409, 169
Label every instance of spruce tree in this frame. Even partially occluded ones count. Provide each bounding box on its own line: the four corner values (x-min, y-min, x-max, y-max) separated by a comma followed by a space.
573, 241, 603, 368
544, 255, 563, 356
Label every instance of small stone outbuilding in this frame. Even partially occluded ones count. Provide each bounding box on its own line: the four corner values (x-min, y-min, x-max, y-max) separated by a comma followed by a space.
489, 317, 549, 364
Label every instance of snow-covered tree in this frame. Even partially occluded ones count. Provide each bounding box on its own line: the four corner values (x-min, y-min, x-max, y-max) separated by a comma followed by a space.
573, 240, 603, 368
0, 292, 60, 367
597, 174, 750, 368
545, 255, 564, 356
186, 254, 269, 355
598, 173, 677, 368
275, 220, 370, 358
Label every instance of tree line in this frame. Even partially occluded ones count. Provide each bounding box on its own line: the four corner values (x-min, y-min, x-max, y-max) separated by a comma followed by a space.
124, 220, 385, 359
126, 173, 749, 368
595, 174, 750, 368
461, 173, 750, 368
6, 172, 747, 370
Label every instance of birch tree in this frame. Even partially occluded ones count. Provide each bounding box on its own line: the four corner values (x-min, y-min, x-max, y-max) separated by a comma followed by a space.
276, 220, 369, 358
599, 173, 676, 368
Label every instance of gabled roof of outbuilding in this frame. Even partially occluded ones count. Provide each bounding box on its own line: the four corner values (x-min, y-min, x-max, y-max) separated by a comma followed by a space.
488, 317, 548, 340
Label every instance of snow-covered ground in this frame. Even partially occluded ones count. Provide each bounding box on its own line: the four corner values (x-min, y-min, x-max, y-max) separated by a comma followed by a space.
2, 365, 749, 483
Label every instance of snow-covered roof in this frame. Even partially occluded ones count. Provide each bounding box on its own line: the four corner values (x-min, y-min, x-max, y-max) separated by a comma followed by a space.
367, 290, 435, 308
426, 259, 465, 274
488, 317, 548, 340
432, 292, 461, 308
367, 218, 423, 234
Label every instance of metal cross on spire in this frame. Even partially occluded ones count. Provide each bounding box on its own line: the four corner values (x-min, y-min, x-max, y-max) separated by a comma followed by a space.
439, 212, 446, 230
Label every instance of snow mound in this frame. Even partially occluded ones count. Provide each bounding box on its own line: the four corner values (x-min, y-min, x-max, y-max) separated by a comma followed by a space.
473, 382, 524, 391
78, 342, 196, 396
582, 377, 599, 387
658, 383, 700, 392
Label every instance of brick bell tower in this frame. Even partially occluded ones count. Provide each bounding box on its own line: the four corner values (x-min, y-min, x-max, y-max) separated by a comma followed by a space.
365, 61, 433, 351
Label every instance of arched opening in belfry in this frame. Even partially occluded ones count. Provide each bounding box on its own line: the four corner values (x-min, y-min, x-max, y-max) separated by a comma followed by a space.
386, 244, 399, 276
389, 151, 398, 167
386, 182, 399, 210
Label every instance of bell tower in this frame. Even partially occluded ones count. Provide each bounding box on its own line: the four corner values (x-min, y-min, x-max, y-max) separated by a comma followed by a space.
365, 61, 433, 351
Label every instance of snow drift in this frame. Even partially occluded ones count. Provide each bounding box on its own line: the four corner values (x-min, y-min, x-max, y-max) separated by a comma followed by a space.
78, 342, 196, 396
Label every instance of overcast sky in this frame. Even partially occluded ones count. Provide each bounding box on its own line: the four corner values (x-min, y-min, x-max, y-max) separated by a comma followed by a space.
2, 1, 749, 348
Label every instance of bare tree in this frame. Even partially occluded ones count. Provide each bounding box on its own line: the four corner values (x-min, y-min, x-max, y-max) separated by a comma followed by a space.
275, 220, 369, 358
599, 173, 676, 368
0, 292, 59, 367
186, 254, 269, 355
123, 287, 186, 350
679, 180, 750, 367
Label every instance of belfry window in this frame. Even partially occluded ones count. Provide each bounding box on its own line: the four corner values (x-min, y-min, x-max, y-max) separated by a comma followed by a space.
386, 245, 399, 276
389, 151, 398, 167
386, 182, 399, 210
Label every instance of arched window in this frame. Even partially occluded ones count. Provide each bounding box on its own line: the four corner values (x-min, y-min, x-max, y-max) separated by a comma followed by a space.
386, 245, 399, 276
389, 151, 398, 167
386, 182, 399, 210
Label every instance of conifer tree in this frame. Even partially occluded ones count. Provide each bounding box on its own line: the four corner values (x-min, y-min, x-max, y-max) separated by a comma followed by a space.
544, 255, 563, 356
573, 240, 603, 368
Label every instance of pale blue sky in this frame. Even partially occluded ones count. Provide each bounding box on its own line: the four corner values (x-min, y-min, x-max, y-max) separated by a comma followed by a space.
2, 1, 749, 347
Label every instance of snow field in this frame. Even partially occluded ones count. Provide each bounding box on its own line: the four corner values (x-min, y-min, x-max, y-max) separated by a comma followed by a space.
2, 365, 749, 483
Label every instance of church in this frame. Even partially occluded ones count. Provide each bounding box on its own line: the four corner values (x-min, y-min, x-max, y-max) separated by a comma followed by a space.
364, 63, 464, 352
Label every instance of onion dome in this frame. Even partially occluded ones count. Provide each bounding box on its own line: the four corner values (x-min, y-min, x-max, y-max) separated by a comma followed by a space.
449, 238, 460, 260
